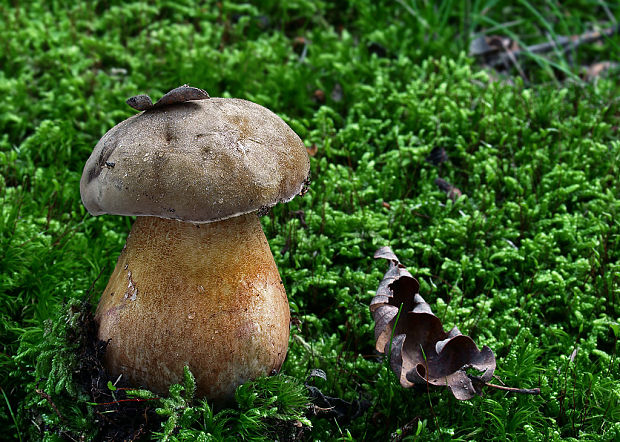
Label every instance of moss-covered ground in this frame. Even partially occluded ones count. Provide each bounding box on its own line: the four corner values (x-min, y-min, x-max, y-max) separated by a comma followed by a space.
1, 1, 619, 440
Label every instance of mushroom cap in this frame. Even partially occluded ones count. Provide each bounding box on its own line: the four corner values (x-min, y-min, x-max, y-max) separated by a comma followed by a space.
80, 98, 310, 223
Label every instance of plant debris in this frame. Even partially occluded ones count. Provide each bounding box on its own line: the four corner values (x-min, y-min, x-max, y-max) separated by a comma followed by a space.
435, 177, 462, 201
305, 369, 370, 423
583, 61, 619, 81
370, 247, 496, 400
19, 298, 162, 441
126, 84, 210, 111
74, 302, 162, 440
425, 147, 449, 166
470, 25, 620, 78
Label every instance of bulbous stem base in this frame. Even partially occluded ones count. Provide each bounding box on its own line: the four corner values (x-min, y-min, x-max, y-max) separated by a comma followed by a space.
95, 214, 290, 402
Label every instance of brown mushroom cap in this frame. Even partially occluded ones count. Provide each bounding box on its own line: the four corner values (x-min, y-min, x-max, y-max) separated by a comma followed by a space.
80, 98, 310, 223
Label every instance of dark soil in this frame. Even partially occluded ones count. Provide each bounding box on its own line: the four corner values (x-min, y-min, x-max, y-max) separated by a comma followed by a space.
72, 302, 163, 441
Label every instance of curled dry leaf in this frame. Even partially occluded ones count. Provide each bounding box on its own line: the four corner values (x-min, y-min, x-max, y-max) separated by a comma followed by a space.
153, 85, 209, 108
370, 247, 496, 400
126, 85, 210, 111
126, 94, 153, 111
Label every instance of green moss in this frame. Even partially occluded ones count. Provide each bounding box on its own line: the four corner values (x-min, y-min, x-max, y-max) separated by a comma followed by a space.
1, 0, 619, 440
128, 367, 310, 441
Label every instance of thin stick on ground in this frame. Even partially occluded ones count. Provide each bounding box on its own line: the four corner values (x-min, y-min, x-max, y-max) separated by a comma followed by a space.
484, 383, 541, 395
35, 389, 65, 422
526, 25, 620, 56
477, 24, 620, 68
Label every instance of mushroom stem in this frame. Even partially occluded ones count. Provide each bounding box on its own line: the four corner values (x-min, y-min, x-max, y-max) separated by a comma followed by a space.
95, 214, 290, 402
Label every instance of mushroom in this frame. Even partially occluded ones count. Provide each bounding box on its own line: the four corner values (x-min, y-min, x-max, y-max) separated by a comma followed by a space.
80, 86, 310, 402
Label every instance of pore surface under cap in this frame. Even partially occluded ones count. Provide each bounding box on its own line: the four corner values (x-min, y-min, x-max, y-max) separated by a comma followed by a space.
80, 98, 310, 223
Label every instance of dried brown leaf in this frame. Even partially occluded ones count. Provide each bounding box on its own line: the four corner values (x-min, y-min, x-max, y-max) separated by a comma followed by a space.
371, 247, 496, 400
126, 85, 210, 111
153, 85, 210, 108
312, 89, 326, 103
584, 61, 618, 81
307, 143, 318, 157
126, 94, 153, 111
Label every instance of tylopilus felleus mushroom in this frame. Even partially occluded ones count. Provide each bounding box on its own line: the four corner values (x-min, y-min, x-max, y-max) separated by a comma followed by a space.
80, 85, 310, 402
